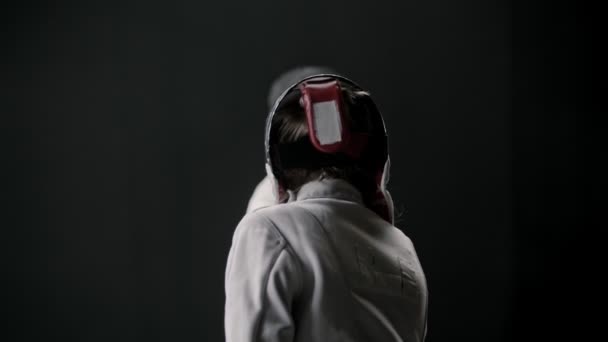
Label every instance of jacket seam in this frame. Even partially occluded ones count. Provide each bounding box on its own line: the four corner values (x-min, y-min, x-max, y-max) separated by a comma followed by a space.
250, 215, 303, 341
260, 215, 305, 297
251, 239, 285, 341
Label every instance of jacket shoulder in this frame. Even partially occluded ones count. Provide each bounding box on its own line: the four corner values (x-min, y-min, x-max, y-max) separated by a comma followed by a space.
246, 203, 322, 236
233, 209, 285, 245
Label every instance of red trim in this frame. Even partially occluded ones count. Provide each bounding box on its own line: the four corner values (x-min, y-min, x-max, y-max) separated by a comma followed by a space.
299, 80, 350, 154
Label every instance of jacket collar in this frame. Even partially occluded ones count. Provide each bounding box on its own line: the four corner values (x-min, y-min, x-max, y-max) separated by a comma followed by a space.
288, 178, 364, 205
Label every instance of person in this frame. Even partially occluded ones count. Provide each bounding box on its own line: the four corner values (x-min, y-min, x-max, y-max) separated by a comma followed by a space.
225, 74, 428, 342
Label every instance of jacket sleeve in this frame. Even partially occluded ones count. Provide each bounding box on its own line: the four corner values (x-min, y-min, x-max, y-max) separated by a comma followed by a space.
225, 212, 302, 342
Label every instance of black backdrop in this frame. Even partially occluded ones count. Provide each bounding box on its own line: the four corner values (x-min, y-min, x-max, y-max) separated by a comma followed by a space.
2, 0, 601, 341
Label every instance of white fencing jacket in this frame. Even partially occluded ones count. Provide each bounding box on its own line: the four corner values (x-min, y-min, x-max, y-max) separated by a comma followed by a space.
225, 178, 428, 342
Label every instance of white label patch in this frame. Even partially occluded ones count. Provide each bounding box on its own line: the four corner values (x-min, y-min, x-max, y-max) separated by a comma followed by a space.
312, 100, 342, 145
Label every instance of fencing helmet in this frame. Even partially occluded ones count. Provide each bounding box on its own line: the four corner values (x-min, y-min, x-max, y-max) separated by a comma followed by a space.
265, 74, 395, 223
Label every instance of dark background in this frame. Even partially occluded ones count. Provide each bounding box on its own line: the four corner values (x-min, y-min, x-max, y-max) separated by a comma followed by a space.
1, 0, 601, 341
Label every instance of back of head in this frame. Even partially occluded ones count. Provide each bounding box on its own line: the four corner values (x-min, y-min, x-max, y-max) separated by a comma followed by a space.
272, 85, 378, 192
265, 75, 393, 222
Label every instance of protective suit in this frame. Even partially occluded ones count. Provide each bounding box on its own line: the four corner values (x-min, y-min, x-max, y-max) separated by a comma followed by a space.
225, 75, 428, 342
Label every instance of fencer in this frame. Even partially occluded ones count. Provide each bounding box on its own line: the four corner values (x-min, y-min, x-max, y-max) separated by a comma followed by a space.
225, 74, 428, 342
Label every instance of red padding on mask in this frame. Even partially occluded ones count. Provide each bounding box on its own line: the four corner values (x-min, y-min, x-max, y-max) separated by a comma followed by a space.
299, 80, 350, 154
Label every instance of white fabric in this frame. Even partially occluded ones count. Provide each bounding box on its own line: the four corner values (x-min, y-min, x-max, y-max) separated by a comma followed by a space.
246, 174, 277, 213
226, 179, 428, 342
312, 100, 342, 145
381, 158, 395, 224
